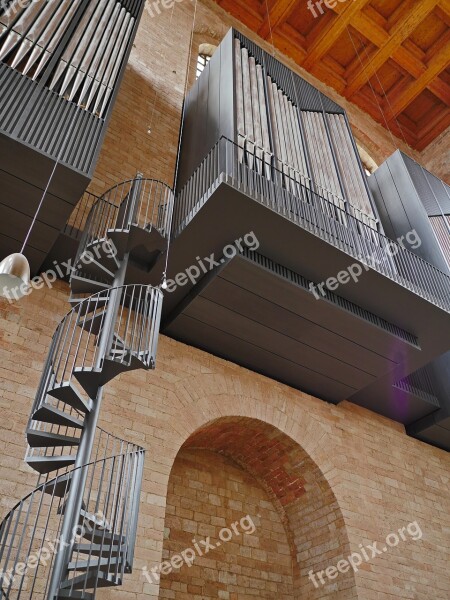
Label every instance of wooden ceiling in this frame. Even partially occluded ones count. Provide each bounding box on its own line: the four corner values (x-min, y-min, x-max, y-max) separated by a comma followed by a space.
213, 0, 450, 151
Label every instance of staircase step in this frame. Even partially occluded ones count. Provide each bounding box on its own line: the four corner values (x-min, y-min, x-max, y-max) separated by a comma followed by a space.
85, 238, 121, 268
76, 252, 116, 280
79, 509, 110, 531
26, 455, 77, 475
57, 592, 94, 600
43, 472, 73, 498
81, 527, 126, 545
33, 404, 84, 429
77, 309, 107, 336
73, 368, 102, 399
69, 296, 109, 316
73, 543, 126, 557
48, 383, 92, 414
27, 429, 81, 448
59, 572, 121, 591
70, 275, 111, 296
67, 556, 120, 572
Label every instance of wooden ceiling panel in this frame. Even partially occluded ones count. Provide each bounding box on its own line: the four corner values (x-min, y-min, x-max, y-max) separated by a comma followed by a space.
369, 59, 407, 96
410, 10, 448, 52
214, 0, 450, 149
366, 0, 404, 21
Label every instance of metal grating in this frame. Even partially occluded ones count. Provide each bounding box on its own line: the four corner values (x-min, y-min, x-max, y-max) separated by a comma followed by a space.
393, 366, 440, 407
242, 247, 419, 347
0, 62, 103, 173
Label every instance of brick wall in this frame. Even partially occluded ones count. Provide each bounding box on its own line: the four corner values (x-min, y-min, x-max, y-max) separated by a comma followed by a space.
1, 283, 450, 599
158, 449, 295, 599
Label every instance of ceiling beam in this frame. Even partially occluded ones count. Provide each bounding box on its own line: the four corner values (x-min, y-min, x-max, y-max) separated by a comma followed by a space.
350, 10, 450, 103
258, 0, 299, 39
301, 0, 371, 70
386, 37, 450, 117
345, 0, 439, 98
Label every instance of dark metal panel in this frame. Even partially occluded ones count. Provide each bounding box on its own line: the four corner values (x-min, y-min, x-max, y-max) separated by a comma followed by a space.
202, 274, 396, 376
166, 312, 357, 403
369, 151, 450, 274
219, 28, 235, 143
187, 294, 375, 389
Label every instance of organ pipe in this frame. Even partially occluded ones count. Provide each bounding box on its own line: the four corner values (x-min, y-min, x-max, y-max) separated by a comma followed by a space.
233, 37, 378, 232
0, 0, 135, 118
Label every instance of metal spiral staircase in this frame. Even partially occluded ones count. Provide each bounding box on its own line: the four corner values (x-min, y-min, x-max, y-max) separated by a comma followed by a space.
0, 177, 174, 600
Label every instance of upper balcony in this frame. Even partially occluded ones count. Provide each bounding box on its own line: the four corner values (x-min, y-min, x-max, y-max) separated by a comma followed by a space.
0, 0, 145, 272
162, 29, 450, 431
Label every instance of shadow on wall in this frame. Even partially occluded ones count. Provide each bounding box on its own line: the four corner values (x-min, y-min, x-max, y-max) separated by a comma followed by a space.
157, 416, 357, 599
90, 65, 183, 196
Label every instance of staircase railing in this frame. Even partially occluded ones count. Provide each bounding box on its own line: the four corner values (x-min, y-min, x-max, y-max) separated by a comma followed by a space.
76, 178, 174, 265
0, 444, 144, 600
1, 174, 172, 600
25, 285, 163, 473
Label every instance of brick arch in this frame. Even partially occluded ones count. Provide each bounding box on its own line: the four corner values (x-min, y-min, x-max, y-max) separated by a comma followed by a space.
160, 412, 358, 598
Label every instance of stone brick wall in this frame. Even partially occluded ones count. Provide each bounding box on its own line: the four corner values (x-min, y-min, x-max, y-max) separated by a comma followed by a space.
158, 449, 295, 599
1, 283, 450, 599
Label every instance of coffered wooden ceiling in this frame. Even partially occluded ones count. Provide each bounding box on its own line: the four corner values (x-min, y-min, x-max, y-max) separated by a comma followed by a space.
213, 0, 450, 151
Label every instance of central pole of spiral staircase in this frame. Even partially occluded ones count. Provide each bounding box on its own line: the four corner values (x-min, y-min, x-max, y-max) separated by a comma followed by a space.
46, 177, 147, 600
47, 252, 130, 600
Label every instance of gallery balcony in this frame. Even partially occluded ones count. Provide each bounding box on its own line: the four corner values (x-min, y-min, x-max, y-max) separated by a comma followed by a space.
163, 139, 450, 428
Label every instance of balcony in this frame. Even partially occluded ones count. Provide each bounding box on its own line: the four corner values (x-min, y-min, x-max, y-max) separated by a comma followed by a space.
0, 0, 146, 272
163, 134, 450, 425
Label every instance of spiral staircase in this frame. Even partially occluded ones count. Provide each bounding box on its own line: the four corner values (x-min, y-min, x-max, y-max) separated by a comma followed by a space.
0, 176, 173, 600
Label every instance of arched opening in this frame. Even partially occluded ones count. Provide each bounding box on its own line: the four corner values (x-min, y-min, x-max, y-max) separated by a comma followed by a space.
157, 417, 357, 599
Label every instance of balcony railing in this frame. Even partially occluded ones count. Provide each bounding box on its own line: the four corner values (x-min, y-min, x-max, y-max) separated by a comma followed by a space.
174, 136, 450, 313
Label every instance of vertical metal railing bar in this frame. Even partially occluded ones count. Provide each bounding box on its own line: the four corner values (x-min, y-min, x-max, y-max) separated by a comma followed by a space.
174, 136, 450, 311
28, 479, 59, 600
14, 478, 47, 599
114, 450, 134, 580
4, 490, 34, 597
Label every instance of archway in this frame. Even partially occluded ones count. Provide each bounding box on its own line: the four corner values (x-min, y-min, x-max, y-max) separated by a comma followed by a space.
157, 417, 358, 598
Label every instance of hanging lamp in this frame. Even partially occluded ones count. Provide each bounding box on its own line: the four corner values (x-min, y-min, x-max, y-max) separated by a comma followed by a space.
0, 160, 58, 299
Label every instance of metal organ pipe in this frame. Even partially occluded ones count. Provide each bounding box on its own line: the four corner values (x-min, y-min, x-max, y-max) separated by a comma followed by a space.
232, 37, 378, 235
0, 0, 135, 118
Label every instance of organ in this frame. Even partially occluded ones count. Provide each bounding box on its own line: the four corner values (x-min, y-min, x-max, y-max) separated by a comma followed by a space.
177, 29, 379, 234
0, 0, 145, 272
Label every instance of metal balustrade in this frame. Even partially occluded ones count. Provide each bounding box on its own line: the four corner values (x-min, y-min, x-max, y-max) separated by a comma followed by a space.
174, 136, 450, 313
0, 443, 144, 600
76, 178, 173, 261
25, 285, 162, 473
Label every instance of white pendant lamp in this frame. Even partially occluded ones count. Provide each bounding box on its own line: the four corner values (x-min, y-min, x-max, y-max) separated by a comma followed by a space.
0, 161, 58, 300
0, 253, 31, 298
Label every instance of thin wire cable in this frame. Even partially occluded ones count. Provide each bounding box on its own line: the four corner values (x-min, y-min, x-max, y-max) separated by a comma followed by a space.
264, 0, 276, 56
21, 105, 82, 253
353, 27, 409, 149
163, 0, 198, 285
147, 0, 178, 136
21, 161, 59, 253
345, 25, 398, 150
